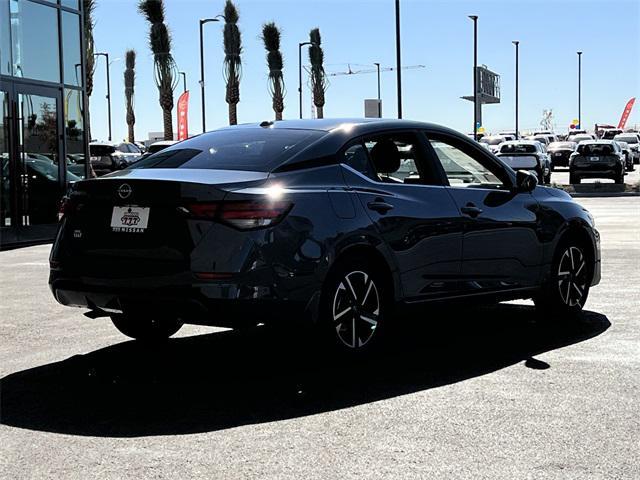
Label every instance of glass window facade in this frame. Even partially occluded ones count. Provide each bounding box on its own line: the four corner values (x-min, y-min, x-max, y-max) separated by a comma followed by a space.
62, 11, 82, 87
8, 0, 61, 83
1, 0, 86, 246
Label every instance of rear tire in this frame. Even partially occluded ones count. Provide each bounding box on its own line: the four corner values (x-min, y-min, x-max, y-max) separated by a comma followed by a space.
534, 237, 592, 321
614, 169, 624, 184
319, 257, 390, 354
569, 172, 580, 184
111, 313, 183, 341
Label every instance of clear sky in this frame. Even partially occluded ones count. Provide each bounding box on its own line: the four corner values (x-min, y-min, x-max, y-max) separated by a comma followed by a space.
89, 0, 640, 142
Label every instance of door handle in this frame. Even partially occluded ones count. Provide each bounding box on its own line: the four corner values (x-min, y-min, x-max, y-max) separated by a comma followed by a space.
367, 199, 394, 214
461, 204, 483, 217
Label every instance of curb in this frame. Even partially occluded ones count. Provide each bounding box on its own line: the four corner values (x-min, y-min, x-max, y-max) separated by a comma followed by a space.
570, 192, 640, 198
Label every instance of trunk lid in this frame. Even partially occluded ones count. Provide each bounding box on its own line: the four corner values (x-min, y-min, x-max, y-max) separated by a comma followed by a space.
58, 169, 268, 278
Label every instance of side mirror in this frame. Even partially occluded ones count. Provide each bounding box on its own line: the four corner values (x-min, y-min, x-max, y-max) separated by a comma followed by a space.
515, 169, 538, 192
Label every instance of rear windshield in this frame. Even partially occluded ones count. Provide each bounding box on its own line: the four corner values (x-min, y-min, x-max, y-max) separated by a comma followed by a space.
548, 142, 576, 149
499, 143, 537, 154
130, 128, 325, 172
90, 145, 116, 156
577, 143, 616, 155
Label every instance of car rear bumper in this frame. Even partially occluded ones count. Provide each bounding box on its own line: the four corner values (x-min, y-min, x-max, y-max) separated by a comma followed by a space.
49, 272, 312, 327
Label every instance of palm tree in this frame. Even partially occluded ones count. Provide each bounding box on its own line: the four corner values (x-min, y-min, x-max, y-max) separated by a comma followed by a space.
261, 23, 285, 121
138, 0, 178, 140
83, 0, 96, 140
223, 0, 242, 125
308, 28, 327, 119
124, 50, 136, 142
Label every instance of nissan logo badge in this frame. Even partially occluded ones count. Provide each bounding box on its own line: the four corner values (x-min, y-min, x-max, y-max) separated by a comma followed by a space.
117, 183, 132, 199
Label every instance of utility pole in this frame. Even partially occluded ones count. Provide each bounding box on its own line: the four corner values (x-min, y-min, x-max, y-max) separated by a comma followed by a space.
577, 51, 582, 128
94, 52, 112, 141
513, 41, 519, 139
199, 17, 221, 133
469, 15, 478, 140
395, 0, 402, 119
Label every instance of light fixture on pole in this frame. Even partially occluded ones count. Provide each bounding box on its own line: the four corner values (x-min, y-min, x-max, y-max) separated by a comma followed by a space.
577, 51, 582, 129
513, 40, 519, 139
199, 17, 223, 133
468, 15, 478, 140
94, 52, 112, 141
374, 62, 382, 118
395, 0, 402, 119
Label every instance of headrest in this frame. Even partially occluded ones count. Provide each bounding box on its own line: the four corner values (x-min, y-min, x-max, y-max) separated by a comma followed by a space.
602, 145, 611, 155
370, 140, 401, 174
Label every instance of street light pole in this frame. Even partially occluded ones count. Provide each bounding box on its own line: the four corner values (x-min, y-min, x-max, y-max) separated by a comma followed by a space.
199, 18, 221, 133
513, 41, 519, 139
94, 52, 112, 141
298, 41, 315, 119
469, 15, 478, 141
180, 71, 187, 93
374, 62, 381, 118
577, 51, 582, 129
395, 0, 402, 119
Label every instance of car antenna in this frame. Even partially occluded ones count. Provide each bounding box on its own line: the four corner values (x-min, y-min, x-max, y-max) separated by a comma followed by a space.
260, 120, 274, 128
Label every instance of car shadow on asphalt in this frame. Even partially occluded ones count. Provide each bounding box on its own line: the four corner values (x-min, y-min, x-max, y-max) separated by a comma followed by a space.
0, 304, 610, 437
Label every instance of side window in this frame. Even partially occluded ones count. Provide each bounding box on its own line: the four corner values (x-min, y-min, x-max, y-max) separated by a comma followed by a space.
342, 143, 377, 180
363, 132, 426, 184
426, 136, 507, 189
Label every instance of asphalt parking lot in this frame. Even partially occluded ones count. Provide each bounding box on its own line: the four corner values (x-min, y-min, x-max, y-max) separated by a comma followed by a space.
1, 196, 639, 479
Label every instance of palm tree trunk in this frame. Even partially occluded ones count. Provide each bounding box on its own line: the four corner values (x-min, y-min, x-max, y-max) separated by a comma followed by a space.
275, 111, 282, 121
229, 103, 237, 126
316, 106, 324, 119
163, 108, 173, 140
128, 124, 135, 143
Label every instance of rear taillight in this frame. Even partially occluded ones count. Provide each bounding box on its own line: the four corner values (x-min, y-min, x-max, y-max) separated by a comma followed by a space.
184, 200, 292, 230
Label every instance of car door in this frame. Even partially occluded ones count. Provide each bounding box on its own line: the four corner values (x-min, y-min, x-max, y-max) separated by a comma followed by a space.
422, 130, 542, 292
340, 130, 464, 300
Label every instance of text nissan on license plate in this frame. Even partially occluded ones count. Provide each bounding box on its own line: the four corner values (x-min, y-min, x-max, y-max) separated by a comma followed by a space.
111, 206, 150, 233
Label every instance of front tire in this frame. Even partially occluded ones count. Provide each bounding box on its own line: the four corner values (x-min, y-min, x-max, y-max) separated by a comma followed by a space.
534, 238, 592, 319
614, 169, 624, 184
569, 172, 581, 184
111, 313, 183, 341
320, 258, 389, 354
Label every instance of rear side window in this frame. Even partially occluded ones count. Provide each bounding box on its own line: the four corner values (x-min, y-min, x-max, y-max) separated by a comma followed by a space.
130, 128, 325, 172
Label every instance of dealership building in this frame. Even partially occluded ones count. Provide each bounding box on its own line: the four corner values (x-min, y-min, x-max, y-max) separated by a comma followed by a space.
1, 0, 88, 247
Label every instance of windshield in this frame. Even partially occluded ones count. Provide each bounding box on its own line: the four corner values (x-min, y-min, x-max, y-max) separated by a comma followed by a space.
614, 135, 638, 144
548, 142, 576, 149
130, 128, 325, 172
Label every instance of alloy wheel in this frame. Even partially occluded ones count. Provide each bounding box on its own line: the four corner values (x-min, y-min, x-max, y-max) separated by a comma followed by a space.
332, 270, 381, 349
557, 246, 588, 307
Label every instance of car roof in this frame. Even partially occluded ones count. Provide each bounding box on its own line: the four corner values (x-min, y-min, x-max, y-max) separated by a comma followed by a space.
150, 140, 178, 146
89, 141, 115, 147
579, 139, 615, 144
219, 118, 454, 134
501, 140, 539, 145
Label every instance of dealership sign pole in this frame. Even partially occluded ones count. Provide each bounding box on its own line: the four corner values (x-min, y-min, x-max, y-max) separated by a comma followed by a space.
177, 91, 190, 141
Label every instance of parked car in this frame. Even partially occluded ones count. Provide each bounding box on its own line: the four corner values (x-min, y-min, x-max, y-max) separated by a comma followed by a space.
568, 133, 595, 144
547, 141, 577, 169
613, 133, 640, 164
615, 141, 634, 171
50, 119, 601, 352
114, 142, 143, 167
479, 135, 510, 153
600, 128, 623, 140
495, 140, 551, 184
569, 140, 625, 184
89, 142, 119, 176
525, 135, 549, 147
136, 140, 179, 162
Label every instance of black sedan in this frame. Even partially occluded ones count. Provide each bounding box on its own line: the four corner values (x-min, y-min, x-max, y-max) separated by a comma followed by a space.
547, 141, 577, 169
50, 119, 601, 353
